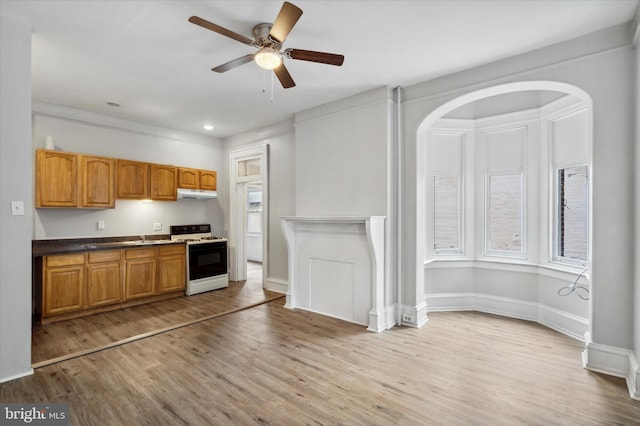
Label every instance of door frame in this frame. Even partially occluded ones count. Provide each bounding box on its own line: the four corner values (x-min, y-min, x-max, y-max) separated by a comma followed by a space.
228, 143, 269, 284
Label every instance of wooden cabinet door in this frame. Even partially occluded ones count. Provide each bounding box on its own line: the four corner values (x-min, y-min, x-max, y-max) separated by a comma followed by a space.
36, 150, 79, 208
116, 160, 149, 199
199, 170, 217, 191
87, 250, 122, 307
43, 254, 85, 316
150, 164, 177, 201
82, 156, 115, 208
124, 248, 157, 300
87, 262, 122, 307
158, 245, 186, 293
124, 259, 157, 299
178, 168, 199, 189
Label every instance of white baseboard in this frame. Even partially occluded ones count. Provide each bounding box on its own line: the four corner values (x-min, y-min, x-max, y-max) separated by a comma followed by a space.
538, 304, 589, 342
628, 352, 640, 400
0, 368, 33, 384
398, 302, 429, 328
265, 277, 287, 294
582, 334, 640, 400
367, 304, 397, 332
582, 332, 631, 378
425, 293, 588, 342
474, 293, 538, 322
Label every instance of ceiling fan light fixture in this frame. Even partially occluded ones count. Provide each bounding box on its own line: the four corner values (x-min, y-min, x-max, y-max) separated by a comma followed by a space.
254, 48, 282, 70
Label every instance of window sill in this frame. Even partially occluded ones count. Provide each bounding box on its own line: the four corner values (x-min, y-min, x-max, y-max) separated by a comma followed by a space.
424, 258, 589, 282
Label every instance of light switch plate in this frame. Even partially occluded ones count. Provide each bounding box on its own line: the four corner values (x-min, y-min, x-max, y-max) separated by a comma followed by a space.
11, 201, 24, 216
153, 222, 162, 231
97, 221, 105, 230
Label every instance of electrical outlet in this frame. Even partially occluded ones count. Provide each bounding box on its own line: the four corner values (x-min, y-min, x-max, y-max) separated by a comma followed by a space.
97, 220, 105, 230
153, 222, 162, 231
10, 201, 24, 216
402, 315, 413, 323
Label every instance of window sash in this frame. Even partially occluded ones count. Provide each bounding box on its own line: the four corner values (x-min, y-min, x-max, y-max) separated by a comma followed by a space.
486, 173, 524, 257
433, 175, 462, 254
554, 165, 589, 265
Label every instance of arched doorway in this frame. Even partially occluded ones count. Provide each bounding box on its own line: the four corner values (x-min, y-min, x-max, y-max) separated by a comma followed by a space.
413, 81, 593, 339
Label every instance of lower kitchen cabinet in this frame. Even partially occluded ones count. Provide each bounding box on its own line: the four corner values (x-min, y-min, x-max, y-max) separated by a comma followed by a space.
40, 244, 186, 323
124, 248, 157, 300
43, 254, 85, 316
158, 245, 186, 293
86, 250, 122, 307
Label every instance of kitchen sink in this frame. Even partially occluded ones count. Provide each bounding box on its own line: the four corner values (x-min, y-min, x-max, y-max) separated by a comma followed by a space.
122, 240, 173, 245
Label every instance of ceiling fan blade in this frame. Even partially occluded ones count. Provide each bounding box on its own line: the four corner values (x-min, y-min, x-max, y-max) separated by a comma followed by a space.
269, 2, 303, 43
273, 63, 296, 89
286, 49, 344, 66
212, 54, 255, 73
188, 16, 254, 46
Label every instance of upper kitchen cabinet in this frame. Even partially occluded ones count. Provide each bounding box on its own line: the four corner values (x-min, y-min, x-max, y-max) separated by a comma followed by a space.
36, 149, 79, 208
81, 155, 116, 208
116, 160, 149, 199
117, 161, 177, 201
150, 164, 178, 201
37, 150, 116, 209
178, 167, 199, 189
199, 170, 217, 191
178, 167, 217, 191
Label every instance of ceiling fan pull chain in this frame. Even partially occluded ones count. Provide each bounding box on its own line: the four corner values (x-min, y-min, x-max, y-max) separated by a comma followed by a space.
262, 68, 267, 93
271, 71, 275, 102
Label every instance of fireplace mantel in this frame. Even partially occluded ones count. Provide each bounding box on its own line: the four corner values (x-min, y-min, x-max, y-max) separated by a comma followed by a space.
281, 216, 387, 332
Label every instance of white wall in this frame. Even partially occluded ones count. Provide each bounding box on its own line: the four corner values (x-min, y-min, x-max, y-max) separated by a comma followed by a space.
32, 109, 226, 239
294, 87, 391, 217
403, 24, 635, 355
0, 16, 33, 382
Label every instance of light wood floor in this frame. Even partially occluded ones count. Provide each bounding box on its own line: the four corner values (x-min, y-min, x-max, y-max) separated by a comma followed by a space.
4, 302, 639, 424
32, 264, 276, 366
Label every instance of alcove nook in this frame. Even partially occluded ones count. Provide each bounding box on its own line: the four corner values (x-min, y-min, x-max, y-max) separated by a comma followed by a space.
420, 82, 592, 341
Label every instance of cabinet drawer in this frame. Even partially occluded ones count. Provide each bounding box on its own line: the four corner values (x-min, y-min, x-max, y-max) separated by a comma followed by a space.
125, 247, 157, 260
45, 253, 85, 267
159, 244, 185, 256
88, 250, 122, 263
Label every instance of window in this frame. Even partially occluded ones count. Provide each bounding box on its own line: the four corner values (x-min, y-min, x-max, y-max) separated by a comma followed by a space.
433, 176, 461, 253
487, 174, 523, 256
237, 157, 261, 178
555, 165, 588, 264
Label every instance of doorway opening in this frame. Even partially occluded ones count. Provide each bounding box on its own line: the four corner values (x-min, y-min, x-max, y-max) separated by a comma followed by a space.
228, 143, 269, 287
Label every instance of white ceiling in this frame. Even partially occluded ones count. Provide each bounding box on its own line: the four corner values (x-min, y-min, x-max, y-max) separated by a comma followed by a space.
1, 0, 638, 139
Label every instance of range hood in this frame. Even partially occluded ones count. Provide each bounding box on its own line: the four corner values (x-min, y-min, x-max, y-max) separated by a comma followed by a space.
177, 188, 218, 200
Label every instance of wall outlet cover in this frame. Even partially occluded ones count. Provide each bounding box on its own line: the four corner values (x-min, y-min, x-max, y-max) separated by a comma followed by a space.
10, 201, 24, 216
153, 222, 162, 231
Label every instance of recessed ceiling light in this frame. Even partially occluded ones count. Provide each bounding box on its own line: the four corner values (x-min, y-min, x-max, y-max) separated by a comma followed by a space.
203, 124, 214, 131
107, 101, 120, 107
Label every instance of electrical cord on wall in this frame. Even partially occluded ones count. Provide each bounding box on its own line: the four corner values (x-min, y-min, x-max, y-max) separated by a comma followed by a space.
557, 269, 590, 300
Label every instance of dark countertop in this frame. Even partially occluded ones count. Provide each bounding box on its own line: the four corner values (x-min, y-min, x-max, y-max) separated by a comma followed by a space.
32, 235, 185, 257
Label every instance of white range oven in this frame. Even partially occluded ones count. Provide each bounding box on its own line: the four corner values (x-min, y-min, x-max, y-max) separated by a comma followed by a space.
170, 224, 228, 295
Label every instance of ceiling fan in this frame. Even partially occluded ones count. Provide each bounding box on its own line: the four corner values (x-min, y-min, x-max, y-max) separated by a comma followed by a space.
188, 1, 344, 89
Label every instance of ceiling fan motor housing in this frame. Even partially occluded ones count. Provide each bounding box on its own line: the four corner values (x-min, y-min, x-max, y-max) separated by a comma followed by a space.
252, 23, 281, 50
